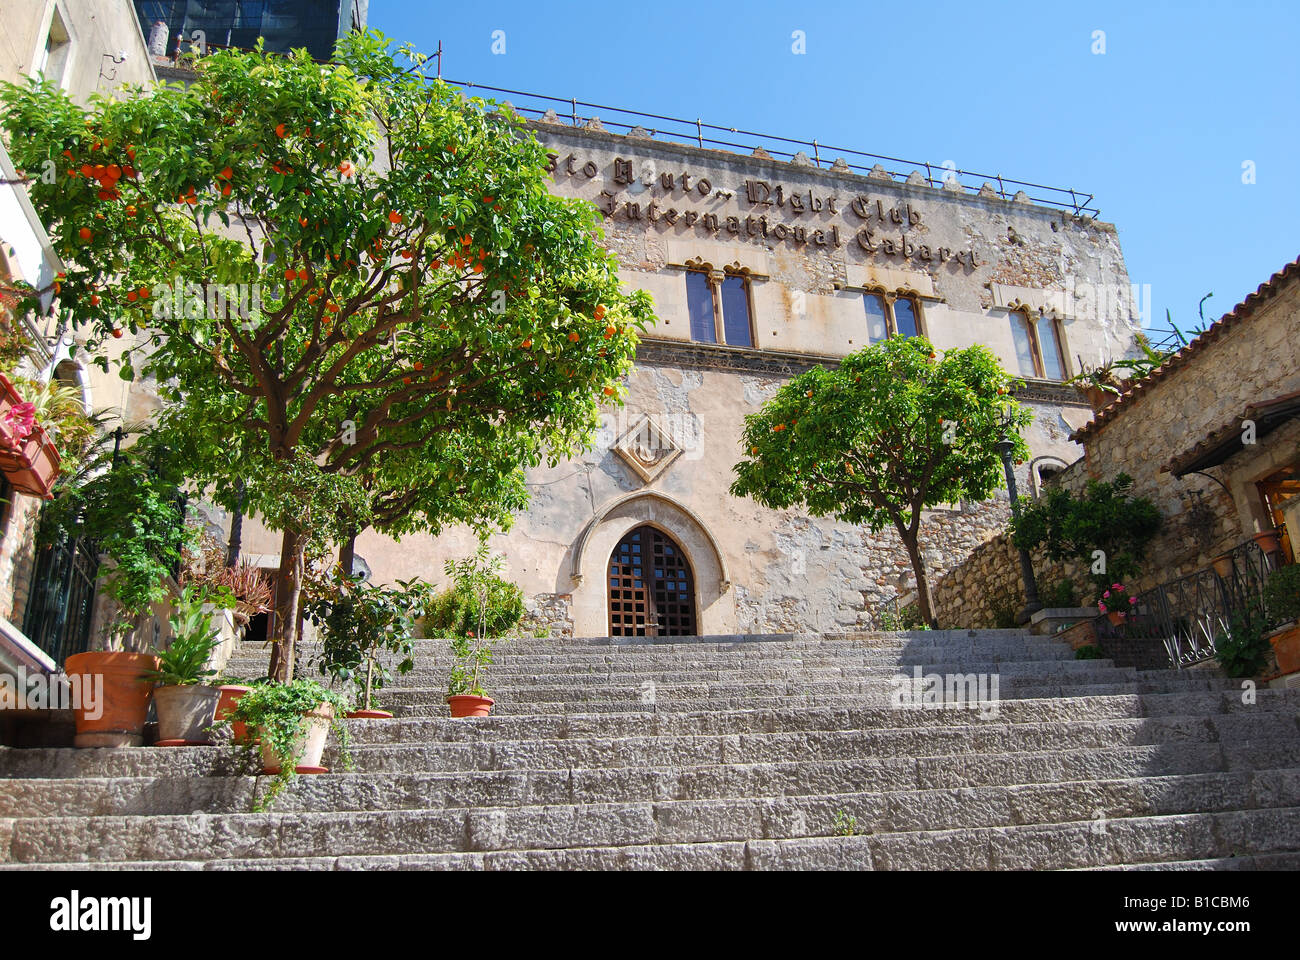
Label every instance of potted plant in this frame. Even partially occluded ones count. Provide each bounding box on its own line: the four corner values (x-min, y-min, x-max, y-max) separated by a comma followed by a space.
431, 545, 523, 718
144, 582, 229, 746
218, 678, 352, 811
1263, 564, 1300, 675
1097, 583, 1136, 626
303, 568, 434, 719
64, 619, 160, 748
0, 374, 61, 498
214, 678, 256, 743
1065, 360, 1123, 413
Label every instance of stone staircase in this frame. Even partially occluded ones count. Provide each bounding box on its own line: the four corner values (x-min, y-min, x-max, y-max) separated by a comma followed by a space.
2, 629, 1299, 870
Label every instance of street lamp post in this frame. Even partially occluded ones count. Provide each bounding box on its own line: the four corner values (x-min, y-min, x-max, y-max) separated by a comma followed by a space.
996, 414, 1042, 625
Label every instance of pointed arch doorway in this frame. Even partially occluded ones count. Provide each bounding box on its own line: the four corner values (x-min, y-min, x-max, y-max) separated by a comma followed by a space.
607, 525, 698, 637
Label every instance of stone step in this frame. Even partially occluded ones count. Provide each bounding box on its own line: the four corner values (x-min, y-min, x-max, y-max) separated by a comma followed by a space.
4, 806, 1297, 870
346, 673, 1160, 706
4, 709, 1295, 780
218, 642, 1081, 671
338, 690, 1300, 746
5, 740, 1299, 818
249, 661, 1134, 690
388, 678, 1244, 715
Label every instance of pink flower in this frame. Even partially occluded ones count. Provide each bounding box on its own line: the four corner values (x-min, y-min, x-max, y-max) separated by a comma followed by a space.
1129, 597, 1137, 605
1098, 602, 1108, 613
1112, 583, 1122, 591
1103, 591, 1111, 599
1, 401, 35, 447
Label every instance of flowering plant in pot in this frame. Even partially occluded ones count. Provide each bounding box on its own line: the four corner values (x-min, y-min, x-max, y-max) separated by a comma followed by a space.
302, 568, 434, 718
217, 678, 352, 811
1097, 583, 1136, 625
144, 581, 232, 746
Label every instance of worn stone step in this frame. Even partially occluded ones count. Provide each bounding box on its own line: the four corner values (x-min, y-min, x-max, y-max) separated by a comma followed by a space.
380, 675, 1242, 714
5, 770, 1298, 864
5, 707, 1295, 780
5, 739, 1300, 818
340, 690, 1300, 746
222, 647, 1086, 675
5, 807, 1297, 870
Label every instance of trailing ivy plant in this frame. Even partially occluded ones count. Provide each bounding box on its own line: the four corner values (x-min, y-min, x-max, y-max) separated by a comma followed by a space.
302, 569, 435, 711
217, 677, 352, 811
39, 433, 193, 623
1009, 473, 1162, 597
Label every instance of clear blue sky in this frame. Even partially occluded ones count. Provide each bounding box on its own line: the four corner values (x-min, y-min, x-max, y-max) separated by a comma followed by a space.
370, 0, 1299, 336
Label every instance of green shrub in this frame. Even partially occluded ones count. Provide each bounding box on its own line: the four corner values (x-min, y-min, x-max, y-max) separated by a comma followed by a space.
426, 575, 524, 639
1215, 612, 1270, 679
1264, 564, 1300, 626
990, 597, 1019, 629
1040, 578, 1080, 608
1010, 473, 1162, 594
1074, 644, 1105, 660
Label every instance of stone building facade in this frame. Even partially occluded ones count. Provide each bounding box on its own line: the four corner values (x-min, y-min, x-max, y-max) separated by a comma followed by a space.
931, 256, 1300, 628
227, 119, 1144, 637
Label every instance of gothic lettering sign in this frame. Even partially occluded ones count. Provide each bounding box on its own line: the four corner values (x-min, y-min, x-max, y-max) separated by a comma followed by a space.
545, 150, 979, 269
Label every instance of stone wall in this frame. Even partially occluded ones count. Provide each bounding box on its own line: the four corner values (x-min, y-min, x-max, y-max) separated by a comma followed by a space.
222, 121, 1140, 637
931, 261, 1300, 627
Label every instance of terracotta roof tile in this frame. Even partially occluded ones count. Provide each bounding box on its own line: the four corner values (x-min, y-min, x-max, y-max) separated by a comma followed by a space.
1068, 255, 1300, 442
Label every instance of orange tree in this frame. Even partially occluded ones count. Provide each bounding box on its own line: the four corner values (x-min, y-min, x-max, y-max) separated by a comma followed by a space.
0, 32, 653, 678
730, 336, 1029, 626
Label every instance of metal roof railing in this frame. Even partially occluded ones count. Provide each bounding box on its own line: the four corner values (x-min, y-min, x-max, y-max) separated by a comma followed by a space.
448, 80, 1101, 218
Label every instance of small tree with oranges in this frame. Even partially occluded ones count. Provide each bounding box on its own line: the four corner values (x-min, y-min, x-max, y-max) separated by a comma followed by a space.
730, 336, 1029, 627
0, 32, 653, 678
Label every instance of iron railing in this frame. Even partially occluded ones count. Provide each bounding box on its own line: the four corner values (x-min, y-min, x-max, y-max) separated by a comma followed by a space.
447, 80, 1101, 218
1095, 536, 1280, 668
22, 530, 100, 664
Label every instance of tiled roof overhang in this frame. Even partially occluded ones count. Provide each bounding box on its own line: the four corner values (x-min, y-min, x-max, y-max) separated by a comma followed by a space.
1069, 255, 1300, 443
1162, 389, 1300, 478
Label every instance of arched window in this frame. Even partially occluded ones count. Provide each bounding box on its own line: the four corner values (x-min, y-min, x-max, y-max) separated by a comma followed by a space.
1009, 312, 1038, 377
1036, 314, 1066, 381
1008, 309, 1069, 381
685, 268, 754, 347
862, 291, 924, 342
608, 525, 697, 637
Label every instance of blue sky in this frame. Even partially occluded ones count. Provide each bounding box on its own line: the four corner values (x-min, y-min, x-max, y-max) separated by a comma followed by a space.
370, 0, 1299, 337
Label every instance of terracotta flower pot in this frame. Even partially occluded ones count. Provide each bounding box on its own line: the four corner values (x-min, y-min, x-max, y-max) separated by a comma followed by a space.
1106, 610, 1125, 627
1211, 554, 1234, 578
1253, 531, 1281, 555
345, 709, 393, 719
216, 684, 254, 742
1269, 624, 1300, 675
64, 651, 160, 748
260, 702, 333, 774
0, 420, 61, 499
153, 684, 222, 745
447, 695, 493, 718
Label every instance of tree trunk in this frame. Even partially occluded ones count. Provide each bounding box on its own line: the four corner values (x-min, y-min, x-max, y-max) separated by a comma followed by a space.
339, 527, 357, 579
901, 530, 936, 629
225, 480, 246, 568
268, 527, 305, 682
